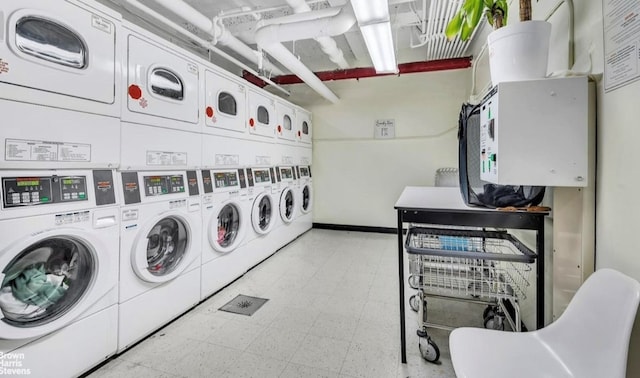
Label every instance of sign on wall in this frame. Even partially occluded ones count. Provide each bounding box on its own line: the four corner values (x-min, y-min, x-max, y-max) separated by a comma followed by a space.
603, 0, 640, 92
374, 119, 395, 139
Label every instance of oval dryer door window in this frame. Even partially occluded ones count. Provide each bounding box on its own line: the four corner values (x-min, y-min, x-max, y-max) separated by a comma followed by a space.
145, 217, 188, 276
0, 237, 94, 327
16, 16, 87, 69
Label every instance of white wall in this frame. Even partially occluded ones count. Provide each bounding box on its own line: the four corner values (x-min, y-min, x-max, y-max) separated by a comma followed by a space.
307, 69, 471, 228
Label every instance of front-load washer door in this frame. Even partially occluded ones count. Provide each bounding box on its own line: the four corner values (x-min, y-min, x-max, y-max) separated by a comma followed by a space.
132, 214, 193, 283
1, 4, 117, 104
126, 35, 199, 126
210, 202, 244, 253
279, 188, 295, 224
0, 230, 111, 340
252, 193, 274, 235
301, 185, 312, 214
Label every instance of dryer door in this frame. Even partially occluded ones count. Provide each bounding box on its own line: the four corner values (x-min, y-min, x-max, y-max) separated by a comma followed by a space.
126, 34, 199, 126
0, 3, 117, 104
275, 101, 296, 143
204, 69, 247, 134
252, 193, 274, 235
248, 89, 276, 139
0, 231, 108, 339
301, 185, 312, 214
279, 188, 295, 224
209, 202, 244, 253
132, 214, 193, 283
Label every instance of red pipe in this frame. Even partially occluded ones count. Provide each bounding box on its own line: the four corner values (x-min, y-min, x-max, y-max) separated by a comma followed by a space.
242, 57, 472, 87
271, 57, 472, 85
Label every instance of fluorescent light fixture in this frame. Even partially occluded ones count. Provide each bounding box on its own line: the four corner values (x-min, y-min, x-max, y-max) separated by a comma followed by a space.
359, 22, 398, 73
350, 0, 390, 23
350, 0, 397, 73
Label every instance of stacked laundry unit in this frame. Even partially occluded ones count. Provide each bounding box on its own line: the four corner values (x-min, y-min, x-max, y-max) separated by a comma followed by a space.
200, 66, 253, 300
293, 107, 314, 237
116, 21, 203, 352
0, 0, 122, 376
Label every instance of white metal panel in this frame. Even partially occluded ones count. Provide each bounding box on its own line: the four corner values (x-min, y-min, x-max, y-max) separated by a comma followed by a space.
479, 76, 589, 186
203, 68, 247, 135
247, 88, 276, 139
0, 0, 120, 116
124, 23, 199, 130
275, 100, 297, 144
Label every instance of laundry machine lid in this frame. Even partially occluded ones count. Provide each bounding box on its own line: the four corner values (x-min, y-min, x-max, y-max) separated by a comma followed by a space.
252, 193, 273, 235
210, 202, 244, 253
132, 214, 191, 283
279, 188, 295, 223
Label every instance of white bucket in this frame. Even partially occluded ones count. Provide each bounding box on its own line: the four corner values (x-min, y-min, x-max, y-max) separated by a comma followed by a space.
487, 20, 551, 85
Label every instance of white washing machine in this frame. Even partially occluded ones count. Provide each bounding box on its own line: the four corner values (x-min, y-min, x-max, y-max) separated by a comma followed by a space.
122, 21, 200, 133
0, 0, 121, 117
200, 168, 251, 299
0, 169, 119, 377
270, 165, 298, 252
244, 166, 278, 267
294, 164, 313, 237
117, 170, 201, 352
202, 68, 247, 137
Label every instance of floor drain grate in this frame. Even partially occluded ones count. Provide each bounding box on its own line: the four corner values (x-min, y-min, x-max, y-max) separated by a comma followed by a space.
219, 294, 269, 316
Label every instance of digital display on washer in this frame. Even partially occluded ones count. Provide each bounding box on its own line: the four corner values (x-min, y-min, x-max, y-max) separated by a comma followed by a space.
254, 169, 271, 183
59, 176, 87, 202
3, 177, 53, 207
213, 171, 238, 188
280, 167, 293, 180
143, 175, 185, 196
299, 167, 310, 178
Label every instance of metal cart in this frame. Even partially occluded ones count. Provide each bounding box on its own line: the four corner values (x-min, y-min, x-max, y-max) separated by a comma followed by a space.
405, 226, 537, 362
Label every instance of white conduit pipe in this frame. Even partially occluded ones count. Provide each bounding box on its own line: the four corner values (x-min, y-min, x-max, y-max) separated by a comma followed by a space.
121, 0, 291, 96
285, 0, 350, 69
255, 5, 357, 103
152, 0, 283, 76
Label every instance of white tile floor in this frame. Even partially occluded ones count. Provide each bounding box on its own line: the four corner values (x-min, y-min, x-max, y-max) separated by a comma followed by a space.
88, 229, 477, 378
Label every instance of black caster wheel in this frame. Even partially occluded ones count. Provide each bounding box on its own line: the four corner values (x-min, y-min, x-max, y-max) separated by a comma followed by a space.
418, 337, 440, 363
484, 314, 505, 330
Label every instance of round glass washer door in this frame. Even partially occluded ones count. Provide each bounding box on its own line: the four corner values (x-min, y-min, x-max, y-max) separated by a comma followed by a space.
301, 185, 312, 214
279, 188, 295, 224
210, 202, 243, 253
0, 236, 94, 329
252, 193, 273, 235
132, 215, 191, 283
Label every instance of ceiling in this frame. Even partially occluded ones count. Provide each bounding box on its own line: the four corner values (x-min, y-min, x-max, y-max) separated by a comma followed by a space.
103, 0, 478, 104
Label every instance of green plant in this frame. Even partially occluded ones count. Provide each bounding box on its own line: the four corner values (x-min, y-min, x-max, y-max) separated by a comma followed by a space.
445, 0, 536, 41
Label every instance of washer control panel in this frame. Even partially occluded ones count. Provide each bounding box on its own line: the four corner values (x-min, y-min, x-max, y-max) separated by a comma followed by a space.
143, 175, 185, 196
2, 175, 88, 208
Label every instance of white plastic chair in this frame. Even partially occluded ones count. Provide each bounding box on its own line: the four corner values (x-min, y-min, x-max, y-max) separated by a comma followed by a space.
449, 268, 640, 378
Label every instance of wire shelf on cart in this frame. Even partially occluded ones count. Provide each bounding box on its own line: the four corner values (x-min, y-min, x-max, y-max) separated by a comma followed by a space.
405, 226, 537, 363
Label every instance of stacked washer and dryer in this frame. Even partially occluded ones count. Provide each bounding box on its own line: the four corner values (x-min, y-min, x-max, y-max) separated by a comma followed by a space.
0, 1, 121, 376
0, 0, 313, 374
116, 21, 203, 352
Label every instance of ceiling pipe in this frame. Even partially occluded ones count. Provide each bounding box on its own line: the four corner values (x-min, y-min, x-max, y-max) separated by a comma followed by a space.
151, 0, 283, 75
118, 0, 290, 96
256, 57, 472, 85
284, 0, 350, 69
255, 5, 357, 103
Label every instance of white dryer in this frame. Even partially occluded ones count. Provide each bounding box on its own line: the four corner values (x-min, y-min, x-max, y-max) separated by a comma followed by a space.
121, 21, 200, 133
200, 168, 251, 300
0, 0, 121, 117
202, 68, 247, 138
246, 87, 277, 169
244, 166, 278, 266
296, 107, 313, 145
275, 99, 298, 147
117, 170, 201, 352
0, 169, 119, 377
